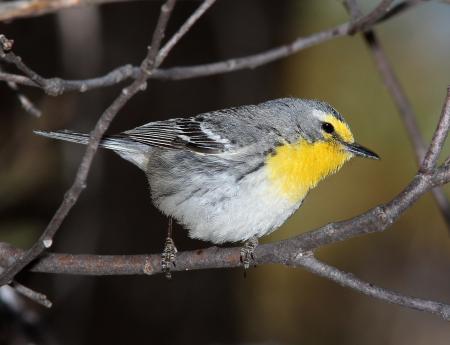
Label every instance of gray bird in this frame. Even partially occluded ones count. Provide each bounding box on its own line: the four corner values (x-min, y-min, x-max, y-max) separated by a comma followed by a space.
35, 98, 378, 277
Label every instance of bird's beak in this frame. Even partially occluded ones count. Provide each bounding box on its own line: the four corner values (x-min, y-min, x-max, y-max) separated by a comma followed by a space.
343, 142, 379, 160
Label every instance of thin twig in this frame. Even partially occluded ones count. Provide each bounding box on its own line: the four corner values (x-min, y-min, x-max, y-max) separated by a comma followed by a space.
0, 71, 34, 86
294, 253, 450, 320
376, 0, 430, 23
6, 80, 41, 117
0, 59, 37, 116
0, 0, 423, 93
0, 34, 65, 96
343, 0, 361, 18
363, 31, 427, 161
1, 265, 52, 307
421, 87, 450, 171
156, 0, 217, 67
348, 0, 395, 34
0, 65, 137, 93
10, 281, 52, 308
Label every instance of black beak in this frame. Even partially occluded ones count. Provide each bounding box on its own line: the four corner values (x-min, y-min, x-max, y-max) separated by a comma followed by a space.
344, 142, 379, 160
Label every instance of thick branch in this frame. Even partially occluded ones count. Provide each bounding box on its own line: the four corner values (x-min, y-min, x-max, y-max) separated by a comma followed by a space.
2, 244, 450, 321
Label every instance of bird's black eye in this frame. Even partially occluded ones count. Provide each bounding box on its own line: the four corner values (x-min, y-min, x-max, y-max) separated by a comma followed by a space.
321, 122, 334, 134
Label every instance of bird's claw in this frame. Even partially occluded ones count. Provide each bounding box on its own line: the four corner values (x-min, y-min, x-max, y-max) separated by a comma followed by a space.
161, 237, 177, 279
240, 237, 258, 271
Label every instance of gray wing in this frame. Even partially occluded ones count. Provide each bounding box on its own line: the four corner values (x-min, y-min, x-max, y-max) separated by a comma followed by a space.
117, 102, 292, 155
117, 116, 230, 154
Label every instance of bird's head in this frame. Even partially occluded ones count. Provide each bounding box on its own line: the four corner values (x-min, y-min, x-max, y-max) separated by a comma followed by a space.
264, 98, 379, 202
299, 99, 379, 160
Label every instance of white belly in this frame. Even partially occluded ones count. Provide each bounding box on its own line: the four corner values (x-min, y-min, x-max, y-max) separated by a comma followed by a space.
154, 166, 303, 244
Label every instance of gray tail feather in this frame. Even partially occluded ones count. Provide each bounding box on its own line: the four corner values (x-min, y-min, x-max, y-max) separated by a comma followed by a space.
34, 129, 150, 170
34, 130, 141, 153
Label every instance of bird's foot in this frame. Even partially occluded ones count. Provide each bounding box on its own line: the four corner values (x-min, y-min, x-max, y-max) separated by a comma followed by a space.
240, 236, 258, 271
161, 237, 177, 279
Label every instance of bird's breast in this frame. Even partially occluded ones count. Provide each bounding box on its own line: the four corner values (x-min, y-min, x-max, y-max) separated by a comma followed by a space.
266, 139, 352, 202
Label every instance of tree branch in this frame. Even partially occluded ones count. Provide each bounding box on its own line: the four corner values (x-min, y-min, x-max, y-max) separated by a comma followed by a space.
1, 265, 52, 308
294, 253, 450, 321
421, 87, 450, 171
10, 281, 52, 308
363, 33, 427, 160
347, 0, 395, 34
2, 245, 450, 320
4, 76, 42, 117
0, 65, 138, 93
155, 0, 216, 67
0, 0, 424, 94
0, 34, 64, 95
0, 0, 139, 22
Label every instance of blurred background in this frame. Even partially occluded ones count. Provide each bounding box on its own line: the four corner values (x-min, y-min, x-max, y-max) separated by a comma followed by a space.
1, 0, 450, 344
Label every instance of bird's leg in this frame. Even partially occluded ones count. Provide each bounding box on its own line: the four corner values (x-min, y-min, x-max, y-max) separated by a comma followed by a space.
240, 236, 258, 271
161, 217, 177, 279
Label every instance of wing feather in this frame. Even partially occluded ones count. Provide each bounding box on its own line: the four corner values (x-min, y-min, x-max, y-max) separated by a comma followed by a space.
117, 117, 229, 154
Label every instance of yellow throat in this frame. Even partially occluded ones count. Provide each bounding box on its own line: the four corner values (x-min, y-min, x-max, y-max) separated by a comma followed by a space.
266, 137, 352, 202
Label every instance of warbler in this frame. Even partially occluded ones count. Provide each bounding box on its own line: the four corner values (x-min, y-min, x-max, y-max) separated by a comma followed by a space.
35, 98, 378, 276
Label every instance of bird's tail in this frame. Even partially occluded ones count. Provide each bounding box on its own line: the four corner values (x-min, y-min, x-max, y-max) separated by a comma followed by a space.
34, 129, 150, 169
34, 130, 139, 154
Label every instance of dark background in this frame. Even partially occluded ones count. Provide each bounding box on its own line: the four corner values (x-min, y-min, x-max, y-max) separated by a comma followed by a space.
1, 1, 450, 344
